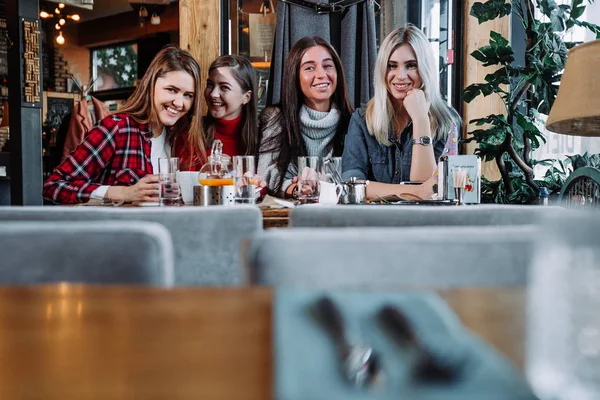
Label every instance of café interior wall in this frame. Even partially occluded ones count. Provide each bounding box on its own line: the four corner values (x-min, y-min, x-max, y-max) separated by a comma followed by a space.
55, 9, 179, 96
57, 41, 90, 93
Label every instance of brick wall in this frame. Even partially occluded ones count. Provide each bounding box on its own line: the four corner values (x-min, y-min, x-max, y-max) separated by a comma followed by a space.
53, 50, 69, 93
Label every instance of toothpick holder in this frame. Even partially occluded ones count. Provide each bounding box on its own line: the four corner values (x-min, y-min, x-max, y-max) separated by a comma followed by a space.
454, 187, 465, 205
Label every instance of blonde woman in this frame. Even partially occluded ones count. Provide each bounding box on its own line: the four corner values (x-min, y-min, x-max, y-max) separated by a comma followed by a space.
342, 24, 461, 200
44, 45, 207, 204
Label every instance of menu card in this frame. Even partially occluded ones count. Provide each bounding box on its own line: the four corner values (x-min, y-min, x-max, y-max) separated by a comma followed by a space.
439, 155, 481, 204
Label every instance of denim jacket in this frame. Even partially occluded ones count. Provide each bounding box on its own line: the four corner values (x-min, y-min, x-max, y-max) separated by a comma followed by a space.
342, 108, 445, 183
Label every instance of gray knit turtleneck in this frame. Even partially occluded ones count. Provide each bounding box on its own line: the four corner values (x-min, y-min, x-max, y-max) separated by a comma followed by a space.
299, 104, 340, 158
256, 104, 341, 195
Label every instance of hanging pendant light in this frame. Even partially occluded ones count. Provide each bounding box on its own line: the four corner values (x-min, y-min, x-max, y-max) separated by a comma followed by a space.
56, 31, 65, 45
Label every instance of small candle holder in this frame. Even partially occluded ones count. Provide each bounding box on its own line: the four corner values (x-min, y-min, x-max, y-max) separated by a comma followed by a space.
454, 187, 465, 205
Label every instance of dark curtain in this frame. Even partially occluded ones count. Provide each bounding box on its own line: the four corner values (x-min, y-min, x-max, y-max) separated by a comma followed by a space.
266, 0, 377, 109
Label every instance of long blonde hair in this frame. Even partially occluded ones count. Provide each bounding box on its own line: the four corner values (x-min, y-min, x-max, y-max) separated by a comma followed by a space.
119, 45, 207, 167
365, 24, 460, 145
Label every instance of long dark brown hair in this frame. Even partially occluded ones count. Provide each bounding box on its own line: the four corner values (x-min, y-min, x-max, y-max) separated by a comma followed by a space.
261, 36, 353, 193
204, 55, 258, 156
119, 45, 207, 168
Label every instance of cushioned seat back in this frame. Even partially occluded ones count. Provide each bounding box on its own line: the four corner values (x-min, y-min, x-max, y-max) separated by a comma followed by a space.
0, 206, 262, 286
290, 204, 564, 227
0, 221, 174, 286
247, 225, 538, 288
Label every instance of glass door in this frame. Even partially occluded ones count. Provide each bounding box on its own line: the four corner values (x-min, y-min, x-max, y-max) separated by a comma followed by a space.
225, 0, 278, 112
418, 0, 455, 105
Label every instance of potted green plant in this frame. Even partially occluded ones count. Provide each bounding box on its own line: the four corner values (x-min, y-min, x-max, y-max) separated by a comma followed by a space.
462, 0, 600, 203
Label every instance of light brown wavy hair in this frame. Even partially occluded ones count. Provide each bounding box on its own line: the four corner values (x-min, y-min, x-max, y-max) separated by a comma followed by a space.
119, 45, 207, 168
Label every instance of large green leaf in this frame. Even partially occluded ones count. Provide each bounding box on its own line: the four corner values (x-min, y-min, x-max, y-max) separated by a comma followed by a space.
515, 110, 546, 146
538, 0, 568, 31
470, 0, 512, 24
469, 114, 510, 127
462, 83, 497, 102
469, 126, 508, 142
470, 33, 515, 66
490, 31, 509, 47
573, 20, 600, 38
484, 68, 511, 86
567, 152, 600, 170
550, 34, 568, 68
569, 0, 586, 20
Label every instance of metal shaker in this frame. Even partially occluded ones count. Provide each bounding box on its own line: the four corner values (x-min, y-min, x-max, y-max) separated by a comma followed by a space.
341, 177, 369, 204
194, 185, 235, 206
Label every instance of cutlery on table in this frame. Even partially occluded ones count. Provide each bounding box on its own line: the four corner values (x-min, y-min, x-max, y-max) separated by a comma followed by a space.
379, 304, 467, 382
314, 296, 382, 388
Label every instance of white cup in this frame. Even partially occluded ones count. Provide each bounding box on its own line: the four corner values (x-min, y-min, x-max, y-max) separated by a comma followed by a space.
318, 180, 343, 205
176, 171, 198, 205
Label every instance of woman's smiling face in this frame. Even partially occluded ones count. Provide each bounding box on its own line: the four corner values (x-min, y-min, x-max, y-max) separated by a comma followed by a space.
298, 45, 338, 112
204, 66, 251, 121
386, 44, 422, 103
152, 70, 195, 133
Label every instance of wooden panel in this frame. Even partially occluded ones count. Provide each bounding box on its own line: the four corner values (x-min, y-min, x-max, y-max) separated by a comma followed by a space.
179, 0, 220, 115
261, 208, 291, 229
462, 0, 509, 181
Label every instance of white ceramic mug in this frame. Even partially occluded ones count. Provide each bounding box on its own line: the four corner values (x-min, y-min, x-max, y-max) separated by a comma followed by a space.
176, 171, 198, 205
318, 180, 343, 205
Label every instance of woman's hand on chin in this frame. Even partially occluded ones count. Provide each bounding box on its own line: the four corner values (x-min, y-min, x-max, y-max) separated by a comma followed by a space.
403, 89, 430, 124
106, 175, 160, 203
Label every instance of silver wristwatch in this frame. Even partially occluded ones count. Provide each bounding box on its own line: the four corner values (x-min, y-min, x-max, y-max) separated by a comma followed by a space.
412, 136, 432, 146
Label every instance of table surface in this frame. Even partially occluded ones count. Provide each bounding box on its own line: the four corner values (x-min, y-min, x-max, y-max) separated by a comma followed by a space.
0, 285, 525, 400
261, 208, 291, 228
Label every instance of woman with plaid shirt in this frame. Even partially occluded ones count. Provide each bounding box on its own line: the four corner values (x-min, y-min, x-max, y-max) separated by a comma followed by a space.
43, 45, 207, 204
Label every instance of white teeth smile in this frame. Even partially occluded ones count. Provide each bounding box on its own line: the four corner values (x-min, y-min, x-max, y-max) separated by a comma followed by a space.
166, 106, 180, 114
313, 83, 329, 88
211, 102, 224, 106
393, 83, 410, 90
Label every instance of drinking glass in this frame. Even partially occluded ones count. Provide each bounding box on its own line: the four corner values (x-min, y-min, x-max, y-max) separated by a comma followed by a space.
158, 157, 181, 206
527, 211, 600, 400
297, 156, 321, 203
233, 155, 256, 204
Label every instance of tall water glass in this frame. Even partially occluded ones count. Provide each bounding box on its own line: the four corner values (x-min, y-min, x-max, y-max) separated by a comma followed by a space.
158, 157, 181, 206
233, 155, 256, 204
297, 156, 321, 203
527, 211, 600, 400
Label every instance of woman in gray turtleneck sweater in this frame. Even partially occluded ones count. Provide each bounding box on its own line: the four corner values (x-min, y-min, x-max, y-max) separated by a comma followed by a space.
257, 36, 354, 197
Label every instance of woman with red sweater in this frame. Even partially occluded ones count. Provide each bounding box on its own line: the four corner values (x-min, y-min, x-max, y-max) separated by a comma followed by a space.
173, 55, 258, 170
203, 55, 258, 158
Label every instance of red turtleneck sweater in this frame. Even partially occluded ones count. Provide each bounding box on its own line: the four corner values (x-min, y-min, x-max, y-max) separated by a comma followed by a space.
172, 115, 244, 171
212, 115, 243, 158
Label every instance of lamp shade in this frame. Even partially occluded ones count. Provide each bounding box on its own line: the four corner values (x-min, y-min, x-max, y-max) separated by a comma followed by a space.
546, 40, 600, 136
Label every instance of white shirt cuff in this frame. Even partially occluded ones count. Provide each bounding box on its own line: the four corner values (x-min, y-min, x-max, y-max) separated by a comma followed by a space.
90, 185, 110, 200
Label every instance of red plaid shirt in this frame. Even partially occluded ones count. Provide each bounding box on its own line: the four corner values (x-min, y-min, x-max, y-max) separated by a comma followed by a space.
43, 113, 155, 204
